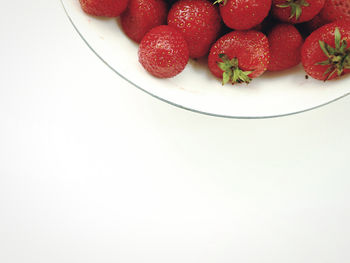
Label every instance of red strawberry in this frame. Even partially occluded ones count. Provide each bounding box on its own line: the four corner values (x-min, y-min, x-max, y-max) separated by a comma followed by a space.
79, 0, 129, 17
272, 0, 325, 23
302, 21, 350, 80
167, 0, 221, 58
268, 24, 303, 71
208, 31, 270, 84
138, 25, 189, 78
121, 0, 167, 43
319, 0, 350, 23
215, 0, 272, 30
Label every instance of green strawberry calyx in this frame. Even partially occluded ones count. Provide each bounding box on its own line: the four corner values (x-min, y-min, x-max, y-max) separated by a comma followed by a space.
217, 54, 253, 85
277, 0, 309, 20
213, 0, 227, 5
316, 27, 350, 80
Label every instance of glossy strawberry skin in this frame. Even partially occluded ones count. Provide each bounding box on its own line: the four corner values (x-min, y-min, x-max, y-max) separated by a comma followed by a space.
319, 0, 350, 23
219, 0, 272, 30
121, 0, 167, 43
79, 0, 129, 17
302, 21, 350, 80
138, 25, 189, 78
268, 24, 303, 71
272, 0, 325, 23
208, 31, 270, 80
167, 0, 221, 58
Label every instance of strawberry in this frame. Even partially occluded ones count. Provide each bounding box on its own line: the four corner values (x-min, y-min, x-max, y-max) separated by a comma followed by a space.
319, 0, 350, 23
272, 0, 325, 23
215, 0, 272, 30
121, 0, 167, 43
208, 31, 270, 84
79, 0, 129, 17
167, 0, 221, 58
138, 25, 189, 78
302, 21, 350, 80
268, 24, 303, 71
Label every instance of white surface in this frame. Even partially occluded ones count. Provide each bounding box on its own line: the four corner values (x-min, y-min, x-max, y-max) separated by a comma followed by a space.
1, 1, 350, 263
61, 0, 350, 118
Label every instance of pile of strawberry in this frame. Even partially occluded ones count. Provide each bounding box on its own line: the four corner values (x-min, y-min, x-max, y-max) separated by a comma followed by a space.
79, 0, 350, 84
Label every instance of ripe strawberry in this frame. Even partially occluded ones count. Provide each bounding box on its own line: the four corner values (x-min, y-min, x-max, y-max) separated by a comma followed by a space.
268, 24, 303, 71
121, 0, 167, 43
215, 0, 272, 30
138, 25, 189, 78
272, 0, 325, 23
319, 0, 350, 23
79, 0, 129, 17
302, 21, 350, 80
167, 0, 221, 58
208, 31, 270, 84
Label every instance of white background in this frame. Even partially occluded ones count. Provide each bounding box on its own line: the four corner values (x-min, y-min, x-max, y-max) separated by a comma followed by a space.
1, 0, 350, 262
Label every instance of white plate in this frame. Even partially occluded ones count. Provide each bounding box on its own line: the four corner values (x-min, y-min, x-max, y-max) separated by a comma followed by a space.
61, 0, 350, 118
